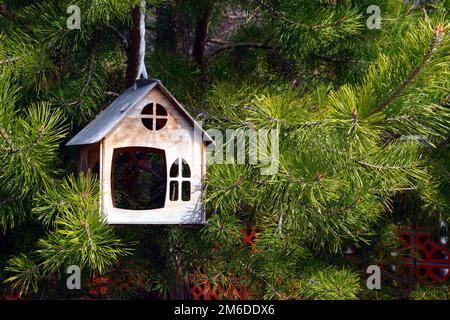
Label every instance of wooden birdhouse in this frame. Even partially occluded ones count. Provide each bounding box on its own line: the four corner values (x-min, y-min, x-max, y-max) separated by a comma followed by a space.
66, 79, 213, 224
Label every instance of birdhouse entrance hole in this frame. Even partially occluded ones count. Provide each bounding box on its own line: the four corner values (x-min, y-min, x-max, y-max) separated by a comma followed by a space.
111, 147, 167, 210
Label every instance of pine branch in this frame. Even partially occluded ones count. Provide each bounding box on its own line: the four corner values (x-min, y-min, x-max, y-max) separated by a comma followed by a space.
290, 119, 345, 130
0, 127, 18, 153
107, 25, 128, 49
312, 53, 375, 65
282, 14, 354, 32
209, 40, 274, 57
0, 57, 19, 65
251, 0, 281, 17
23, 123, 46, 153
322, 200, 359, 215
0, 197, 12, 207
71, 48, 97, 109
4, 254, 40, 296
239, 261, 284, 299
352, 159, 414, 171
443, 94, 450, 104
436, 137, 449, 148
258, 0, 356, 32
369, 23, 446, 116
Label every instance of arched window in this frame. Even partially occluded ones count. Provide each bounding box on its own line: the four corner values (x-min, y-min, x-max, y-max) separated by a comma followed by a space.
141, 102, 168, 131
169, 158, 191, 202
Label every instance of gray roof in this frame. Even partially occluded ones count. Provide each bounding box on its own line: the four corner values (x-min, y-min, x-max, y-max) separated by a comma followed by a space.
66, 79, 213, 146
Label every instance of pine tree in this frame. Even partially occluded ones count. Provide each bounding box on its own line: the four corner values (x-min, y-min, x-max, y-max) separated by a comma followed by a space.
0, 0, 449, 300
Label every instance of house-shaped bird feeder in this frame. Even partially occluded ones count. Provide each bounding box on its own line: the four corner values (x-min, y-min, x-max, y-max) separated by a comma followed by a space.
66, 79, 212, 224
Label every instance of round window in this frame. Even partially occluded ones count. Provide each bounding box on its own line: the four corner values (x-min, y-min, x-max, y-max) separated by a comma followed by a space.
141, 103, 168, 131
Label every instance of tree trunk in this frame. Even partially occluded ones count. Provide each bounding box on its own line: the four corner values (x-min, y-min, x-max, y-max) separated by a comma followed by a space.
125, 6, 141, 88
192, 8, 210, 65
155, 5, 177, 53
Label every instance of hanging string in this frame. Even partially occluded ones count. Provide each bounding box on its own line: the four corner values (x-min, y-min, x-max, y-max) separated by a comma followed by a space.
137, 0, 148, 79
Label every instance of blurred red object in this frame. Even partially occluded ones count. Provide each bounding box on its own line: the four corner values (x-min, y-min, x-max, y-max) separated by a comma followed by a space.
2, 290, 21, 300
189, 277, 252, 300
398, 229, 450, 283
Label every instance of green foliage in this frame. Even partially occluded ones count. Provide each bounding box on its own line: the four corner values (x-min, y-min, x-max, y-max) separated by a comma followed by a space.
410, 285, 449, 300
186, 5, 449, 299
145, 50, 201, 105
202, 12, 449, 253
4, 173, 134, 295
77, 0, 141, 25
33, 171, 100, 227
1, 103, 67, 195
205, 164, 258, 215
35, 173, 134, 275
296, 264, 362, 300
0, 71, 67, 232
4, 253, 40, 295
1, 0, 449, 300
271, 1, 364, 58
